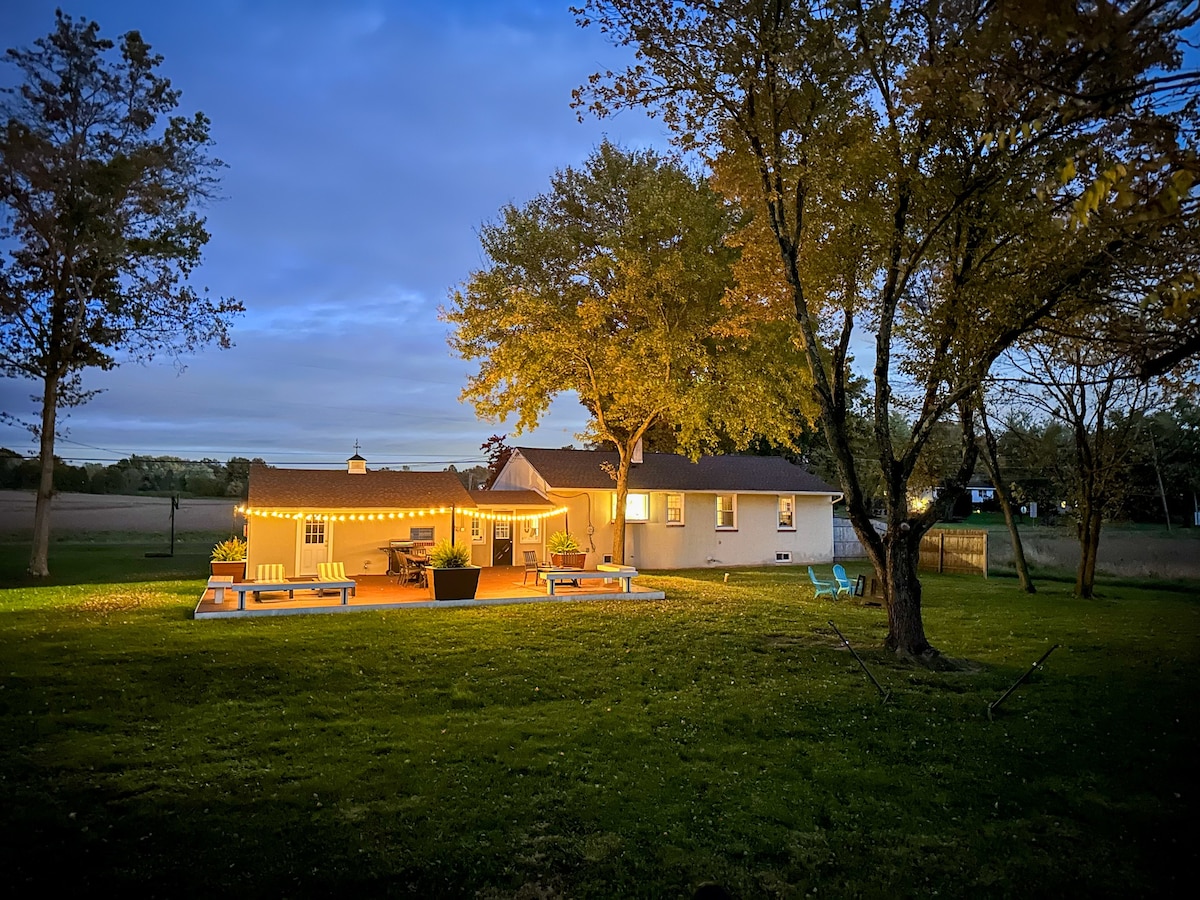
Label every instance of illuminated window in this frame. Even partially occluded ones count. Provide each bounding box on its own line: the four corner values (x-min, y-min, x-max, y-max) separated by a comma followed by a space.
612, 492, 650, 523
666, 492, 684, 525
778, 496, 795, 530
716, 494, 736, 530
471, 518, 484, 543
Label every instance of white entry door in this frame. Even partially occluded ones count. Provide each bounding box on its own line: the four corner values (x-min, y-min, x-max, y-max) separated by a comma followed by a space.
300, 520, 328, 574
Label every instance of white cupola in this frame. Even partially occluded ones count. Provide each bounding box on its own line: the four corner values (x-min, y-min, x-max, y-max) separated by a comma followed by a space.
347, 441, 366, 474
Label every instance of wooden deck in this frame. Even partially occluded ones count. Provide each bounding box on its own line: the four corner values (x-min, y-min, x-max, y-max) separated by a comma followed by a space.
194, 566, 665, 619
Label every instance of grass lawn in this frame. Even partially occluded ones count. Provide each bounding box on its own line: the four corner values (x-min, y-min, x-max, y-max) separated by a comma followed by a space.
1, 539, 1197, 898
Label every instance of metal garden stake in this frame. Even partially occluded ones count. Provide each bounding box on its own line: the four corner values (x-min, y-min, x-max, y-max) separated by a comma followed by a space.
987, 644, 1060, 720
828, 620, 891, 704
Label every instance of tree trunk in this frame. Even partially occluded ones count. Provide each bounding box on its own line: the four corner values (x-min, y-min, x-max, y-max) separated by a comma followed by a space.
611, 454, 629, 565
28, 373, 59, 577
975, 400, 1035, 593
882, 526, 934, 660
1075, 499, 1101, 598
994, 482, 1036, 593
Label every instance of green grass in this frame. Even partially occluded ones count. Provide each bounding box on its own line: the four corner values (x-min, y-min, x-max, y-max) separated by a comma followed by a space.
1, 542, 1197, 898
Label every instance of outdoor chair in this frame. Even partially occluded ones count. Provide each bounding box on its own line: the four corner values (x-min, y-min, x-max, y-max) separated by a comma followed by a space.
256, 563, 285, 582
522, 550, 542, 585
398, 553, 424, 587
252, 564, 287, 602
808, 566, 836, 599
384, 547, 404, 581
832, 564, 854, 597
317, 561, 357, 596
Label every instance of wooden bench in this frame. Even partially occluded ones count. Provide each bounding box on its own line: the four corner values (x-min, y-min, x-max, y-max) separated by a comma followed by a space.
544, 568, 638, 595
234, 579, 357, 610
207, 576, 234, 604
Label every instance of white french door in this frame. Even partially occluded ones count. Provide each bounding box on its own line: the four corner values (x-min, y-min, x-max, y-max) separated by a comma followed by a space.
299, 520, 329, 574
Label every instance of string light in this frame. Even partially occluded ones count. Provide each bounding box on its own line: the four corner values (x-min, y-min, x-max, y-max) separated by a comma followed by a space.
235, 505, 568, 523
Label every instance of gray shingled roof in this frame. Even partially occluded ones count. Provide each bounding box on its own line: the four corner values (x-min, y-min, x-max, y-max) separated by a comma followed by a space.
248, 464, 476, 509
512, 448, 838, 493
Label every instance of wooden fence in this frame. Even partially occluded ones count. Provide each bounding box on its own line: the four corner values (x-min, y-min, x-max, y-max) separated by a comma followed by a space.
919, 529, 988, 577
833, 517, 885, 559
834, 519, 989, 577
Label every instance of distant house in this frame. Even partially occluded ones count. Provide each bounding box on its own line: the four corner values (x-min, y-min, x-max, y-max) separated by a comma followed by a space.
241, 459, 557, 577
491, 447, 842, 568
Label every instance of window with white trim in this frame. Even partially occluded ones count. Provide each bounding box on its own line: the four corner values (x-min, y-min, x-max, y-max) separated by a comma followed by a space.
666, 492, 684, 525
612, 492, 650, 523
778, 495, 796, 530
716, 494, 736, 530
470, 518, 484, 543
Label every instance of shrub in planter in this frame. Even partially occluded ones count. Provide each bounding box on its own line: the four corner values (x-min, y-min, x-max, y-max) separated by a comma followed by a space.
427, 539, 480, 601
210, 538, 247, 580
546, 531, 586, 568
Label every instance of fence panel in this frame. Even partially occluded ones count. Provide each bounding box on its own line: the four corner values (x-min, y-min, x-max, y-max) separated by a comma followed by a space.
919, 529, 988, 576
833, 518, 886, 560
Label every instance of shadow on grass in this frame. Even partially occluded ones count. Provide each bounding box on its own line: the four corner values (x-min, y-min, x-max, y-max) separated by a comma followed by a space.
987, 566, 1200, 596
0, 541, 212, 588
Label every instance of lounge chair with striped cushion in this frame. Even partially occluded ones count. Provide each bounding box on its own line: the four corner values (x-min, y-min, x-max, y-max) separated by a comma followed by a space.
252, 564, 287, 601
317, 561, 357, 597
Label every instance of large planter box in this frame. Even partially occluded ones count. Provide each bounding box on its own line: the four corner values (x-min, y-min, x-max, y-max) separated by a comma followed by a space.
550, 552, 587, 569
428, 566, 481, 601
210, 561, 246, 581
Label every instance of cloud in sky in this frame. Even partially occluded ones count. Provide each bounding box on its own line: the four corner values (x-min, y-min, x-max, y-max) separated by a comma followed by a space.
0, 0, 670, 468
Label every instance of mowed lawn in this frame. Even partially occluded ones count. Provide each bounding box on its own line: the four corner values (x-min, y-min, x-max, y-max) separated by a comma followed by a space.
1, 539, 1197, 898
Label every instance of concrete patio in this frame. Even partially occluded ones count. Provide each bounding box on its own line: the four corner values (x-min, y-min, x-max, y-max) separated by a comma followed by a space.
194, 565, 665, 619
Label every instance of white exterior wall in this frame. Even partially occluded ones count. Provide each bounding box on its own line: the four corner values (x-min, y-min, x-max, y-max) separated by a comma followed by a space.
492, 454, 836, 569
246, 512, 459, 577
627, 491, 834, 568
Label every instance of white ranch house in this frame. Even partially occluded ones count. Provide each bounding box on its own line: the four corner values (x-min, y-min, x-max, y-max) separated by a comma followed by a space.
491, 447, 842, 569
240, 448, 841, 577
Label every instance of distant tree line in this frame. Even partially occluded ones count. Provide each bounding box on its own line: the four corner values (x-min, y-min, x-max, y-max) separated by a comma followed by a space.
0, 451, 262, 499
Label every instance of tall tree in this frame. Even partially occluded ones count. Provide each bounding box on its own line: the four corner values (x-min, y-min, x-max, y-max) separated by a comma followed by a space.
1007, 336, 1165, 598
573, 0, 1197, 661
974, 390, 1036, 593
444, 141, 809, 563
0, 12, 241, 576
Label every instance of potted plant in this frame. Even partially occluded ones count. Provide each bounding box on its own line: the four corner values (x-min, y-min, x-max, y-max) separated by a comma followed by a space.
210, 537, 247, 581
427, 539, 480, 601
547, 531, 586, 568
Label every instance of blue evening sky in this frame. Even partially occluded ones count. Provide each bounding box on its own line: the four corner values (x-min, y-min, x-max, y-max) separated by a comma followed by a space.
0, 1, 669, 469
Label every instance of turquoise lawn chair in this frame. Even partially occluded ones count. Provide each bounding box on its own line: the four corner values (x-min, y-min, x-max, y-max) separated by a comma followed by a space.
808, 566, 836, 599
832, 564, 854, 597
